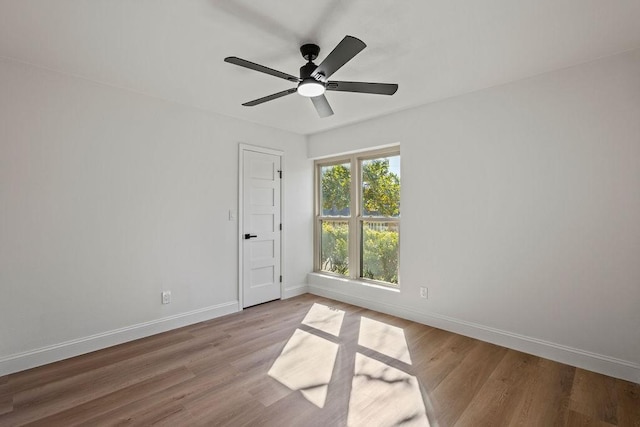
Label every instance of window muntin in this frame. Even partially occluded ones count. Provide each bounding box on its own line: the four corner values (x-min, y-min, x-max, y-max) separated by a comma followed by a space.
315, 148, 400, 287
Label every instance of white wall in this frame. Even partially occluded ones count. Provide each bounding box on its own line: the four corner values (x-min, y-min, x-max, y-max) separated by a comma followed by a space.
308, 49, 640, 382
0, 58, 313, 374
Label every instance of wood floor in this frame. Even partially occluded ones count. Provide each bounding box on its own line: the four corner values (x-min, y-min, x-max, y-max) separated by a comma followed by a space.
0, 294, 638, 426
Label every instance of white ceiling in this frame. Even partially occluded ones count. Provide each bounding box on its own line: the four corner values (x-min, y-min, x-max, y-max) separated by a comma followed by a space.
1, 1, 640, 135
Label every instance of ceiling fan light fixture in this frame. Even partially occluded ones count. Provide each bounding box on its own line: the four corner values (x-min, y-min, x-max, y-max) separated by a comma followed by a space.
297, 78, 325, 97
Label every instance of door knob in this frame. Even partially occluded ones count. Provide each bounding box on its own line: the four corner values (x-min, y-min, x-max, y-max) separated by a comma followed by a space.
244, 233, 257, 239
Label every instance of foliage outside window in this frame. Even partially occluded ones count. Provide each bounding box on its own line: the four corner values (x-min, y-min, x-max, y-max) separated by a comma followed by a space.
316, 149, 400, 286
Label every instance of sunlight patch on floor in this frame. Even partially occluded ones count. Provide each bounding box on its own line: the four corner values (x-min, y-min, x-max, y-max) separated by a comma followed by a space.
268, 304, 429, 423
301, 303, 345, 337
358, 317, 412, 365
348, 353, 429, 426
267, 328, 339, 408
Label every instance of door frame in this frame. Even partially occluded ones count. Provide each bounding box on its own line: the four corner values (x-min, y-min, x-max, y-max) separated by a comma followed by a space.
238, 143, 284, 311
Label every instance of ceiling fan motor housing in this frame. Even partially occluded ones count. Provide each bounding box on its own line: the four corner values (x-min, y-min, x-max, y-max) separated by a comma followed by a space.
300, 43, 320, 62
300, 62, 320, 80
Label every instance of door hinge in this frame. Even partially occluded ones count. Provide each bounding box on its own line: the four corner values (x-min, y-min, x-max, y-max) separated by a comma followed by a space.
279, 223, 282, 231
279, 275, 282, 283
277, 169, 282, 179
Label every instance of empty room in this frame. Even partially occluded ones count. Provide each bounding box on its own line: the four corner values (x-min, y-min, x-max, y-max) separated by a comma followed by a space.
1, 1, 639, 426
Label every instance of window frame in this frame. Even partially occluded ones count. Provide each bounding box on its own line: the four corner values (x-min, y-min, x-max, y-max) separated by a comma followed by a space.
314, 147, 400, 287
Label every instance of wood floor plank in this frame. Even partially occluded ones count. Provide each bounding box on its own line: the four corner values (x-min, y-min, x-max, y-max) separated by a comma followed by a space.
245, 388, 332, 427
8, 330, 194, 395
24, 366, 195, 426
569, 369, 619, 425
429, 340, 508, 426
0, 376, 11, 416
616, 380, 640, 427
81, 364, 244, 425
9, 336, 216, 424
454, 349, 539, 426
0, 294, 637, 426
247, 374, 293, 407
185, 387, 261, 426
510, 357, 575, 426
566, 409, 617, 427
107, 399, 189, 426
413, 330, 478, 391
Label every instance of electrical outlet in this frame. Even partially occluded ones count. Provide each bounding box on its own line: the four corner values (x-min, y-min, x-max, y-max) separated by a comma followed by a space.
420, 287, 428, 299
161, 291, 171, 304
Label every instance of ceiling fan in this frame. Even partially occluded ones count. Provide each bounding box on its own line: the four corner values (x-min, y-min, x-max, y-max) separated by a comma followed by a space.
224, 35, 398, 118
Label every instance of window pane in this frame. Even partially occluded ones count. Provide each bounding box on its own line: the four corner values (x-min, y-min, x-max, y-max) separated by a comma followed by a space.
361, 221, 399, 284
320, 163, 351, 216
320, 220, 349, 276
361, 155, 400, 217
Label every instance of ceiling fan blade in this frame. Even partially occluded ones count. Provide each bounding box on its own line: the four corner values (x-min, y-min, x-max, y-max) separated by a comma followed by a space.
312, 36, 366, 81
225, 57, 299, 83
242, 88, 297, 106
310, 94, 334, 118
326, 81, 398, 95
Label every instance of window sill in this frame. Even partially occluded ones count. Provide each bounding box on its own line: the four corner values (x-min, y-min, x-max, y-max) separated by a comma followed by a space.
307, 272, 400, 293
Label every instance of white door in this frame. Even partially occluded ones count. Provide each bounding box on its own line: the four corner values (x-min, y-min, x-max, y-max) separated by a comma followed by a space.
242, 149, 281, 308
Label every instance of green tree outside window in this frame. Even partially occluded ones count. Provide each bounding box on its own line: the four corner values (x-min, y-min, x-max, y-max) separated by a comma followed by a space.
320, 157, 400, 284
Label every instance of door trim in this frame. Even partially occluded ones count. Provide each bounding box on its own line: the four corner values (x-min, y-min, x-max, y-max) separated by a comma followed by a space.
238, 143, 284, 311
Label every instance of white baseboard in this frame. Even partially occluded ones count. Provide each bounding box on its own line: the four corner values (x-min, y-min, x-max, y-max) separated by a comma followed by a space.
0, 301, 239, 376
308, 285, 640, 384
283, 284, 309, 299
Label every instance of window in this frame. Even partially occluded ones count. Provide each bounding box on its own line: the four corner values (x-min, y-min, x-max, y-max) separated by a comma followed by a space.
315, 148, 400, 286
